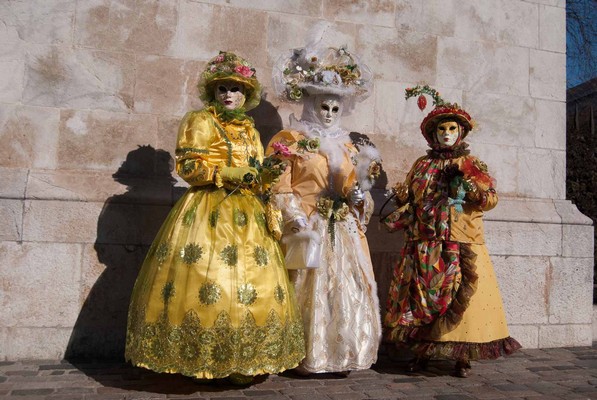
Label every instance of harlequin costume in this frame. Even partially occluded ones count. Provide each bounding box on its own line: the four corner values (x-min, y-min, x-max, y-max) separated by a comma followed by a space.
125, 52, 305, 382
267, 44, 382, 374
383, 86, 521, 376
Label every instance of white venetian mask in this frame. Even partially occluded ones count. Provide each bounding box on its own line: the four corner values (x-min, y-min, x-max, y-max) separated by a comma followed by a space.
435, 120, 461, 148
315, 94, 343, 128
214, 81, 246, 110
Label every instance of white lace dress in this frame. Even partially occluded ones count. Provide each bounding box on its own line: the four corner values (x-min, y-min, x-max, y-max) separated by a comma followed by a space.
267, 119, 382, 373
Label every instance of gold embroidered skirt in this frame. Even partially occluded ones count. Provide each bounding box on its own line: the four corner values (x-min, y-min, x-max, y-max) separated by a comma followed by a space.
125, 187, 305, 379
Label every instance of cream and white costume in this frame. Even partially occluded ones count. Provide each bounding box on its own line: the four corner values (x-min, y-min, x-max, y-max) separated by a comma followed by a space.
267, 44, 382, 373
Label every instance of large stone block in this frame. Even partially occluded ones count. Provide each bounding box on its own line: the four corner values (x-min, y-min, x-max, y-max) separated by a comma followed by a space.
75, 0, 177, 55
199, 0, 322, 16
463, 91, 535, 147
22, 46, 136, 111
548, 257, 593, 324
0, 241, 82, 328
324, 0, 395, 27
0, 105, 60, 169
539, 5, 565, 53
554, 199, 594, 225
562, 224, 594, 258
530, 50, 566, 101
0, 0, 75, 45
22, 199, 102, 243
357, 26, 437, 83
395, 0, 456, 37
517, 147, 565, 199
508, 324, 539, 349
181, 61, 205, 113
492, 255, 549, 324
539, 324, 592, 348
0, 200, 22, 241
171, 2, 268, 64
487, 197, 561, 224
134, 56, 204, 115
0, 43, 25, 103
484, 221, 561, 256
4, 327, 72, 360
534, 99, 565, 150
0, 168, 28, 199
523, 0, 564, 6
437, 37, 529, 97
453, 0, 538, 48
27, 170, 122, 202
57, 109, 159, 172
157, 116, 180, 158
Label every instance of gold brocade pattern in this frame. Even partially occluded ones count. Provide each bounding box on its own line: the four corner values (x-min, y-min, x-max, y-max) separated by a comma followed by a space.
220, 244, 238, 267
180, 243, 203, 265
274, 285, 285, 304
237, 283, 258, 305
199, 281, 222, 306
155, 243, 170, 265
126, 307, 305, 379
253, 246, 269, 267
209, 210, 219, 228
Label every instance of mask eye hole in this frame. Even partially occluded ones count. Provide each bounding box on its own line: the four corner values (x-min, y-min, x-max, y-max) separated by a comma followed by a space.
449, 125, 457, 131
218, 85, 227, 93
229, 86, 240, 93
321, 104, 330, 112
332, 106, 339, 113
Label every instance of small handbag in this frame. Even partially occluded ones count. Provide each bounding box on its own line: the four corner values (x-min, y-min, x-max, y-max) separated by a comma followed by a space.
282, 230, 321, 270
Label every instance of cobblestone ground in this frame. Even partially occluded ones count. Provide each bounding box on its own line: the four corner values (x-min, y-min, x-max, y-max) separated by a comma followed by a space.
1, 345, 597, 399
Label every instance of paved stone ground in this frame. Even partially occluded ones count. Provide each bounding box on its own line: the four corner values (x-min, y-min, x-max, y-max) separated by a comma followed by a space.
2, 344, 597, 399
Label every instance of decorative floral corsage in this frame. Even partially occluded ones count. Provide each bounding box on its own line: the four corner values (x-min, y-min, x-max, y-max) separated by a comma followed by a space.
297, 137, 320, 153
317, 196, 349, 249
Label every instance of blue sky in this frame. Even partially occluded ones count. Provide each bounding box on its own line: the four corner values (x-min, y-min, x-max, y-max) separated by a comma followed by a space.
566, 0, 597, 88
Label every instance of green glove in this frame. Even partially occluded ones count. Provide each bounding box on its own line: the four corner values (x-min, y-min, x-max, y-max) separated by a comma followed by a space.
220, 166, 258, 185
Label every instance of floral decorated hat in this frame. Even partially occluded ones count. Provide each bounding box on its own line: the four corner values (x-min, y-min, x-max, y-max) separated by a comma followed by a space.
273, 45, 372, 103
406, 85, 475, 143
198, 51, 262, 111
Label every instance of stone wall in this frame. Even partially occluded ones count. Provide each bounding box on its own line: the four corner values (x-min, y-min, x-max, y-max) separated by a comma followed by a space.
0, 0, 593, 360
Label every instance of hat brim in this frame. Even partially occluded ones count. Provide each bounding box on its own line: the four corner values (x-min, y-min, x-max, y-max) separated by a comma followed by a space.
301, 83, 356, 97
421, 110, 473, 143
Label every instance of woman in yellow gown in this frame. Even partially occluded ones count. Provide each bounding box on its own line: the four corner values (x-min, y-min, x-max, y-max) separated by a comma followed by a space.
125, 52, 305, 384
383, 86, 521, 378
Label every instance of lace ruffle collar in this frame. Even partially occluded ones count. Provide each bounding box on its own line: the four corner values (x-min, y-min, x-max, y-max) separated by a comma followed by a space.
289, 114, 348, 139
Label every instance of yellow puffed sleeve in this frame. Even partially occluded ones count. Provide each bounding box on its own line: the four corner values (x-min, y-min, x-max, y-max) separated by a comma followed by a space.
175, 111, 218, 186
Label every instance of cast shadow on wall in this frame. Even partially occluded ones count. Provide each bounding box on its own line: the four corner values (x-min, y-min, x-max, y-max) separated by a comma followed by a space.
65, 145, 181, 361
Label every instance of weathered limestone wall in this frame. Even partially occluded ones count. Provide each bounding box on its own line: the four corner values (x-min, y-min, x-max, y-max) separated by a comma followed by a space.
0, 0, 592, 360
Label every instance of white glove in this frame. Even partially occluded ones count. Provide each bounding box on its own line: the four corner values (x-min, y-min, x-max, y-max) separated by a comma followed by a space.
289, 217, 308, 233
349, 187, 365, 206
